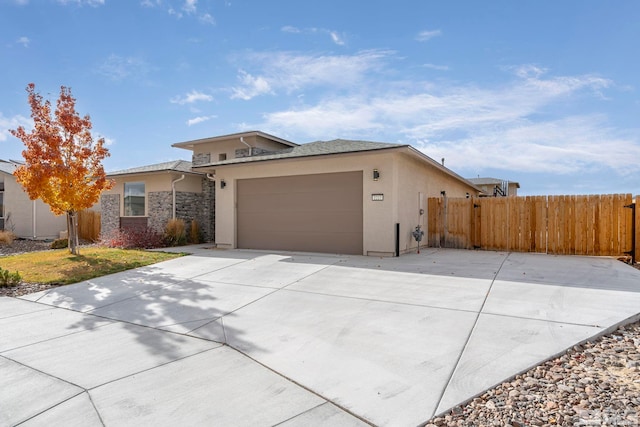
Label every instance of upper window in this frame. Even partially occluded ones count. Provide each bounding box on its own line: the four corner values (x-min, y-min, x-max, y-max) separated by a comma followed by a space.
219, 153, 227, 161
124, 182, 145, 216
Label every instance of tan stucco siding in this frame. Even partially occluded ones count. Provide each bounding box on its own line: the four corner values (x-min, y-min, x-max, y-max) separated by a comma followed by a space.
395, 153, 478, 253
213, 151, 397, 255
3, 176, 66, 239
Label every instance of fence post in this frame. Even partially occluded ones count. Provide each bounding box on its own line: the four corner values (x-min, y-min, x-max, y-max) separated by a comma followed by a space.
625, 198, 637, 264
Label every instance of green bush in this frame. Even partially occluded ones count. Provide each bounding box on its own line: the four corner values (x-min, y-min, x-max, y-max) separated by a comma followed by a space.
50, 238, 69, 249
0, 267, 21, 287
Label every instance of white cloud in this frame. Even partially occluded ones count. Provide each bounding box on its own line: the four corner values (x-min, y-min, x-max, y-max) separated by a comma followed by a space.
170, 90, 213, 105
0, 113, 31, 142
16, 36, 29, 47
231, 71, 273, 100
183, 0, 196, 14
281, 26, 347, 45
254, 66, 638, 176
416, 29, 442, 42
96, 54, 149, 81
199, 12, 215, 24
229, 50, 390, 100
187, 115, 216, 126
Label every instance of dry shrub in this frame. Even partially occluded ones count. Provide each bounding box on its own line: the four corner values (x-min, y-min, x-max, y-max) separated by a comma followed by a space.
0, 231, 16, 245
189, 220, 202, 244
165, 219, 187, 246
101, 227, 165, 249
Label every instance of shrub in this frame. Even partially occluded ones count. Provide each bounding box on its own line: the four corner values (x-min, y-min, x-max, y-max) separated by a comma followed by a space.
165, 219, 187, 246
0, 267, 21, 287
188, 220, 202, 244
50, 238, 69, 249
0, 231, 16, 245
100, 227, 165, 249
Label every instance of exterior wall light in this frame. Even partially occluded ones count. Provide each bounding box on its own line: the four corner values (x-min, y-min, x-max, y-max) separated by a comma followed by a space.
220, 180, 226, 189
373, 169, 380, 181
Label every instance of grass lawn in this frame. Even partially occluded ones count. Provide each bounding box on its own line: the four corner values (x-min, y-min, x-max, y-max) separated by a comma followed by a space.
0, 247, 184, 285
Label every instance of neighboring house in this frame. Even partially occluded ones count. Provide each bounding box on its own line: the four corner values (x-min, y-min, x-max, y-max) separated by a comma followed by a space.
173, 130, 481, 256
468, 177, 520, 197
0, 160, 67, 239
99, 160, 213, 240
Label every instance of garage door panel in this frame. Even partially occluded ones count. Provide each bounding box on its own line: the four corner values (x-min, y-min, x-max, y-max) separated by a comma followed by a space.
238, 191, 361, 213
242, 230, 363, 255
238, 211, 363, 233
237, 172, 363, 255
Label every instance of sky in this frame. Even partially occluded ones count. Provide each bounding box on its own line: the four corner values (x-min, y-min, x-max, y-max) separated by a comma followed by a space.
1, 0, 639, 196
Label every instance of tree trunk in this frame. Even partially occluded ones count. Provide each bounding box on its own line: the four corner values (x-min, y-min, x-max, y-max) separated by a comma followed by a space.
67, 211, 79, 255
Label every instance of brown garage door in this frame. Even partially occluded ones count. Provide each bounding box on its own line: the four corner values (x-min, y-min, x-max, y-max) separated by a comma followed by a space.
237, 171, 363, 255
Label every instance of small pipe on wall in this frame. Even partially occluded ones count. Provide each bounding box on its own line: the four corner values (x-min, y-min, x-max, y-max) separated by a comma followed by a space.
171, 174, 186, 219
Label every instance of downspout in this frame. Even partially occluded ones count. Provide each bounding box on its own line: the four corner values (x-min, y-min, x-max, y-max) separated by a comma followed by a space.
171, 174, 185, 219
240, 137, 252, 156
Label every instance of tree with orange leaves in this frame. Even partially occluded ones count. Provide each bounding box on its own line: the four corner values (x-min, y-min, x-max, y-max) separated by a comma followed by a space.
10, 83, 113, 255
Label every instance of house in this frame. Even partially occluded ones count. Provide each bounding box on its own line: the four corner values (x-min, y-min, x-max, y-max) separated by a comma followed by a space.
467, 177, 520, 197
0, 160, 67, 239
99, 160, 213, 240
173, 131, 481, 256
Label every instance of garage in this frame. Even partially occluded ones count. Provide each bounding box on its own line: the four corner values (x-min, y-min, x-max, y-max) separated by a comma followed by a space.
237, 171, 363, 255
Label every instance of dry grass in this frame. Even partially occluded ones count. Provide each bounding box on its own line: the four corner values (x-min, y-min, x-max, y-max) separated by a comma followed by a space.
0, 247, 183, 285
0, 231, 16, 245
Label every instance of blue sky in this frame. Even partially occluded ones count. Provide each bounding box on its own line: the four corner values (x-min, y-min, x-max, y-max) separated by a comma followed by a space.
1, 0, 638, 196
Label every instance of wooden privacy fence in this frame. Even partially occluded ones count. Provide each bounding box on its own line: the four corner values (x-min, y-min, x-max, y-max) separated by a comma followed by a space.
78, 210, 101, 242
427, 194, 639, 258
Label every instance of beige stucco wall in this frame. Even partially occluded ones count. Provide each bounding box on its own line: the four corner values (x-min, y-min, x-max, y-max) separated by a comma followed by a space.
396, 152, 479, 253
2, 174, 66, 239
212, 148, 478, 256
101, 172, 202, 216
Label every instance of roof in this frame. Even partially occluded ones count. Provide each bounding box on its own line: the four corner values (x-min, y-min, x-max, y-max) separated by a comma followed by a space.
193, 139, 407, 168
108, 160, 199, 177
468, 177, 521, 188
0, 160, 20, 175
173, 130, 298, 150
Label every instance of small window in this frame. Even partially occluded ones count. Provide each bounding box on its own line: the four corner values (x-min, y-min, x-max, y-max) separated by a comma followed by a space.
124, 182, 145, 216
219, 153, 227, 161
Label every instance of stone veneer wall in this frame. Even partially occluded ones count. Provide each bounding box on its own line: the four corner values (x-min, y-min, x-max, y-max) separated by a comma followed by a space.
200, 179, 215, 242
147, 191, 172, 232
100, 194, 120, 237
148, 190, 212, 242
193, 152, 211, 166
234, 147, 275, 158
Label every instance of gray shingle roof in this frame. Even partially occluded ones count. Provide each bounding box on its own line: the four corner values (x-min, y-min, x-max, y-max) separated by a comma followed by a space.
0, 160, 20, 175
194, 139, 406, 168
108, 160, 197, 176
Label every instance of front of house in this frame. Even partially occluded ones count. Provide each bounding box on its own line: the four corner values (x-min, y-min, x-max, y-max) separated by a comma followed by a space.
101, 131, 480, 256
172, 131, 480, 256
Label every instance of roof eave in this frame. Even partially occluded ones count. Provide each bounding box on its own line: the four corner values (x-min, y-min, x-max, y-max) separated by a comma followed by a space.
191, 145, 409, 170
172, 130, 299, 150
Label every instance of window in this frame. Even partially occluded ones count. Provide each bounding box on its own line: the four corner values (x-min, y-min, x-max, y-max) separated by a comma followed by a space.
124, 182, 145, 216
219, 153, 227, 161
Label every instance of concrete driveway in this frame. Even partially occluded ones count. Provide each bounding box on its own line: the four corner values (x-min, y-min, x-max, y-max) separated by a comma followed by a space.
2, 247, 640, 426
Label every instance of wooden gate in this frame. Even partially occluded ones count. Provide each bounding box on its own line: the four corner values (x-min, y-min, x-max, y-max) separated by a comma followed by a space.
427, 194, 638, 257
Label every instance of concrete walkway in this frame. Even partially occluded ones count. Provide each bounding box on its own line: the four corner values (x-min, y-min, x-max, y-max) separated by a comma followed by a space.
2, 247, 639, 426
